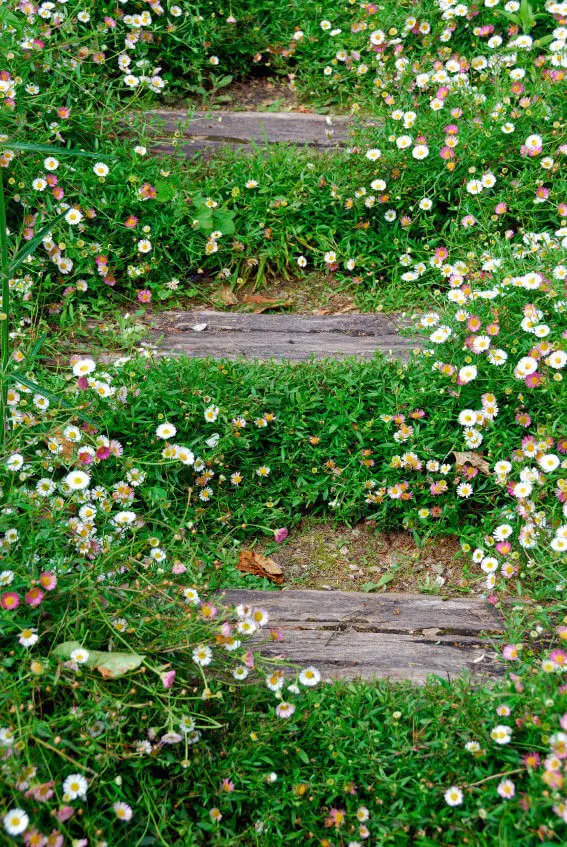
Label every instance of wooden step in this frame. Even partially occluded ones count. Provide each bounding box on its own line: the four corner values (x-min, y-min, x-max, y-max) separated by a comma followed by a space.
144, 110, 358, 156
218, 589, 504, 683
147, 311, 419, 361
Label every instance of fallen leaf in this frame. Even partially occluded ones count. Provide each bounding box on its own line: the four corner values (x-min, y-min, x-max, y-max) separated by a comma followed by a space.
362, 571, 396, 592
242, 295, 293, 313
242, 294, 279, 305
452, 451, 491, 476
48, 428, 75, 460
95, 654, 144, 678
53, 640, 144, 678
237, 550, 284, 584
191, 323, 208, 332
215, 285, 238, 306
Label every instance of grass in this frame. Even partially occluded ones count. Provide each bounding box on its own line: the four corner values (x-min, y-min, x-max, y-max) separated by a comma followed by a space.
167, 662, 565, 847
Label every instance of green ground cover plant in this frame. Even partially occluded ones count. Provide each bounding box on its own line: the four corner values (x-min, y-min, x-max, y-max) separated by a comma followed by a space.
0, 0, 565, 310
2, 239, 567, 843
1, 0, 567, 845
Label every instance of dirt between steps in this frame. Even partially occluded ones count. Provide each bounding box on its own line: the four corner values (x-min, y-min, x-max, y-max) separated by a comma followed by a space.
253, 520, 484, 597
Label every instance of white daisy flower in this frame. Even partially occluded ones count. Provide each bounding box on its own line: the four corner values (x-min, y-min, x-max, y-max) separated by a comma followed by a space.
444, 786, 463, 806
156, 422, 177, 440
62, 773, 89, 799
2, 809, 29, 836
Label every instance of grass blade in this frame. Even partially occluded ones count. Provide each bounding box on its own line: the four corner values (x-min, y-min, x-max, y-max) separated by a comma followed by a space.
6, 141, 106, 158
9, 209, 67, 276
9, 371, 96, 426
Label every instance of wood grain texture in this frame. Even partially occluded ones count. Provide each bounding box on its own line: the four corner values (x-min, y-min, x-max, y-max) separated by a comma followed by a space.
218, 589, 504, 635
152, 140, 250, 157
146, 110, 354, 147
156, 331, 415, 361
151, 311, 420, 362
216, 589, 503, 683
169, 311, 407, 334
242, 630, 500, 683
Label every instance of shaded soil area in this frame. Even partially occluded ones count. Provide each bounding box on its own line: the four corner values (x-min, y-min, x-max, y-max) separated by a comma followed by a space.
174, 75, 303, 113
145, 272, 363, 327
212, 76, 302, 112
177, 74, 352, 114
255, 519, 483, 597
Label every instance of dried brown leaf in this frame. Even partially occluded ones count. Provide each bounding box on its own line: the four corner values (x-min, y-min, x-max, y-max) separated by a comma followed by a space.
452, 451, 491, 476
237, 550, 284, 584
215, 285, 238, 306
242, 295, 293, 313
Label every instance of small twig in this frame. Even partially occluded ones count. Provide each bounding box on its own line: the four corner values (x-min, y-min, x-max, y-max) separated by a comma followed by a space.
31, 736, 98, 775
464, 767, 524, 789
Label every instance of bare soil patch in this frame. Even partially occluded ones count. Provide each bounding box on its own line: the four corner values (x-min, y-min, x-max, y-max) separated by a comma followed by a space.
140, 273, 363, 338
255, 519, 483, 597
215, 76, 302, 112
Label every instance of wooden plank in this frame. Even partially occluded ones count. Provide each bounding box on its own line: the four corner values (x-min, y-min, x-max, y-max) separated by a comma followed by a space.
152, 140, 251, 157
152, 139, 351, 159
145, 110, 354, 147
245, 630, 500, 683
169, 311, 406, 335
218, 589, 504, 636
150, 311, 419, 362
63, 312, 419, 364
155, 330, 416, 361
216, 589, 503, 683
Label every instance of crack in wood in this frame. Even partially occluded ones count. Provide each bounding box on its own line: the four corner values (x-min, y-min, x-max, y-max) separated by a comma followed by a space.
275, 620, 499, 640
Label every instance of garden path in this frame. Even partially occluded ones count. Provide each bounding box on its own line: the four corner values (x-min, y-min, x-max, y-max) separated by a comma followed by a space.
142, 114, 501, 683
135, 111, 418, 362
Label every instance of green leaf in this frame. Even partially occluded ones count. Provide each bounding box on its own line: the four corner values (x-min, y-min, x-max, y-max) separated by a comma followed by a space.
494, 10, 520, 25
213, 211, 236, 236
155, 180, 177, 203
23, 333, 47, 364
213, 75, 233, 89
534, 34, 555, 47
53, 641, 145, 679
0, 7, 18, 25
297, 748, 310, 764
362, 571, 397, 592
147, 485, 168, 503
94, 652, 145, 679
195, 213, 214, 232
